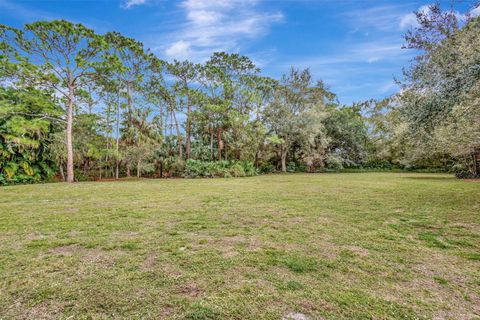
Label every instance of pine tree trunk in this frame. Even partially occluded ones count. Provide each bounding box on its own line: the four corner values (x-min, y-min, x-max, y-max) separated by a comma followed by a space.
115, 88, 121, 180
473, 151, 479, 176
66, 85, 75, 183
186, 99, 192, 159
59, 164, 65, 181
217, 128, 223, 161
210, 130, 214, 161
171, 104, 183, 158
126, 82, 132, 127
281, 144, 287, 172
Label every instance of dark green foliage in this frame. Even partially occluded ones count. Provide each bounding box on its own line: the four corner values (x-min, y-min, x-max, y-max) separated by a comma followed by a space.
183, 159, 257, 178
258, 162, 275, 173
2, 11, 477, 184
324, 105, 369, 168
0, 86, 60, 185
454, 171, 480, 179
287, 162, 307, 173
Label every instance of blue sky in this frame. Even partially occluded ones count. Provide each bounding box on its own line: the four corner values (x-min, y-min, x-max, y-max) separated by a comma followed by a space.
1, 0, 478, 104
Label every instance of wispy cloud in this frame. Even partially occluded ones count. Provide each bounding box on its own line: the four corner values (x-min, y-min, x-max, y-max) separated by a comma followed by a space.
399, 5, 430, 30
399, 3, 476, 30
470, 4, 480, 17
0, 0, 56, 20
286, 39, 409, 69
121, 0, 148, 9
158, 0, 283, 61
343, 4, 412, 32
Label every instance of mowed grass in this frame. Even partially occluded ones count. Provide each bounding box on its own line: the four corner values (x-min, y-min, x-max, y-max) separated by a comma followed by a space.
0, 173, 479, 319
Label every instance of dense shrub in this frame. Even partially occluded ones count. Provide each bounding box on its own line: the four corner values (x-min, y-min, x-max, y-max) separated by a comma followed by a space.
183, 160, 257, 178
325, 154, 344, 170
259, 163, 276, 173
287, 162, 307, 173
455, 171, 480, 179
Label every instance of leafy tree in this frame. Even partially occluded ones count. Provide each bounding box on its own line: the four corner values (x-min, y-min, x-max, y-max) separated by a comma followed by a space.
104, 31, 155, 177
167, 60, 199, 159
264, 68, 329, 172
0, 86, 61, 184
324, 104, 369, 168
400, 4, 480, 175
1, 20, 111, 182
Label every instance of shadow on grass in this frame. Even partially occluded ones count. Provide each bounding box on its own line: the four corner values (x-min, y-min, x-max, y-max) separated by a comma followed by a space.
402, 176, 455, 181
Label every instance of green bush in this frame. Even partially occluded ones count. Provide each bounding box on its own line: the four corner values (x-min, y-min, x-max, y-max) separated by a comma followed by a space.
259, 163, 276, 173
325, 154, 344, 170
455, 171, 480, 179
183, 160, 257, 178
287, 161, 307, 172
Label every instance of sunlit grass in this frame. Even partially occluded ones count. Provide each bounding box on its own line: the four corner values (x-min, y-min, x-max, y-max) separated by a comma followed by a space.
0, 173, 479, 319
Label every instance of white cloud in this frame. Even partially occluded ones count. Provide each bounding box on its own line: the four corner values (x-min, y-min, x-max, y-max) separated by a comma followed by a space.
344, 4, 411, 32
160, 0, 283, 61
291, 41, 407, 68
121, 0, 148, 9
471, 5, 480, 17
378, 80, 397, 94
399, 5, 431, 29
399, 13, 417, 29
165, 40, 191, 60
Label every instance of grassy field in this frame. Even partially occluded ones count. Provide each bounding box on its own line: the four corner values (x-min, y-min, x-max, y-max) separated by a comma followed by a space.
0, 173, 479, 319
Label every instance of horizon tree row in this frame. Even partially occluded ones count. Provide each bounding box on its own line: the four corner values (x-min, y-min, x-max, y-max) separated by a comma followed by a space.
1, 3, 478, 184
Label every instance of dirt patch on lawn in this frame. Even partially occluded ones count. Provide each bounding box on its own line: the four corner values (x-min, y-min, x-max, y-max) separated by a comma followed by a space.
48, 244, 79, 255
47, 245, 122, 268
188, 234, 263, 258
18, 300, 65, 320
343, 245, 369, 257
140, 254, 157, 271
160, 262, 183, 279
175, 282, 202, 298
282, 311, 310, 320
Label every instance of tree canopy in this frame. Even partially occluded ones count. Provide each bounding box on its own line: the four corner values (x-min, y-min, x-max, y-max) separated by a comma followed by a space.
1, 5, 479, 184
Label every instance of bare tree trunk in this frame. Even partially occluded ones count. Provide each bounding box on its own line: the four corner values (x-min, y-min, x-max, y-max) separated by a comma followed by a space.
281, 144, 287, 172
83, 159, 89, 176
217, 128, 223, 161
59, 164, 65, 181
158, 104, 164, 136
186, 98, 192, 159
210, 130, 214, 161
137, 160, 141, 178
125, 81, 133, 177
66, 85, 75, 183
171, 104, 183, 158
115, 88, 121, 180
473, 152, 479, 176
126, 82, 132, 126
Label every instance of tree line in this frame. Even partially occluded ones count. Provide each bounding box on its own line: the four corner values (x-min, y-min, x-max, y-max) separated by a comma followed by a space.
0, 4, 479, 184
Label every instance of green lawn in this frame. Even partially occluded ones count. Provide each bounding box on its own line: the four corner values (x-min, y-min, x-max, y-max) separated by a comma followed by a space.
0, 173, 479, 319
